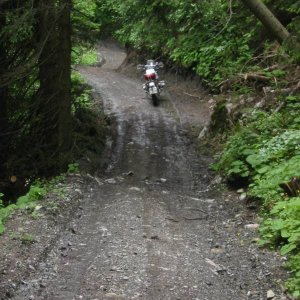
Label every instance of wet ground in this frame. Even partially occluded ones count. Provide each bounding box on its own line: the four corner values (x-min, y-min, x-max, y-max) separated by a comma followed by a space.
0, 41, 287, 300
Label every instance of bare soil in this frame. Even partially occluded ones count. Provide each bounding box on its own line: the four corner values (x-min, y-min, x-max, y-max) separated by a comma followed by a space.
0, 41, 288, 300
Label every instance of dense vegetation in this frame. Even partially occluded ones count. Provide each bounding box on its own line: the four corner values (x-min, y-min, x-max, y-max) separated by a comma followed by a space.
0, 0, 299, 297
214, 96, 300, 297
96, 0, 299, 89
0, 0, 103, 201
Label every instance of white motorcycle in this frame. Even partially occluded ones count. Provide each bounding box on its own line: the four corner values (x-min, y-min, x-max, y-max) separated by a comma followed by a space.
137, 60, 165, 106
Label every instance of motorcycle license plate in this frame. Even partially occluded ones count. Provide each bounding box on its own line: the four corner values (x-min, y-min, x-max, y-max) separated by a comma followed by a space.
149, 86, 158, 94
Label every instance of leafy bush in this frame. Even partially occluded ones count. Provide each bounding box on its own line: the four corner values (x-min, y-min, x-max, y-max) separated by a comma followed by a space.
95, 0, 299, 89
67, 163, 80, 173
215, 99, 300, 296
0, 178, 63, 234
72, 45, 98, 65
260, 197, 300, 255
286, 253, 300, 299
260, 198, 300, 298
71, 71, 93, 112
213, 110, 287, 181
249, 155, 300, 204
0, 204, 17, 234
16, 184, 47, 208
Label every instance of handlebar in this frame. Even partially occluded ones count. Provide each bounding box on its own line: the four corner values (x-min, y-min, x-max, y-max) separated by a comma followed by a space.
137, 62, 164, 70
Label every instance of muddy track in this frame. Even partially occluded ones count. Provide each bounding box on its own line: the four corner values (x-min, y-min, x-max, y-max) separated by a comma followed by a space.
7, 41, 286, 300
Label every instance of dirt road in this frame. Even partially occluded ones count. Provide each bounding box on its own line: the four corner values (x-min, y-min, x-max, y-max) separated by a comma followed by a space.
7, 42, 286, 300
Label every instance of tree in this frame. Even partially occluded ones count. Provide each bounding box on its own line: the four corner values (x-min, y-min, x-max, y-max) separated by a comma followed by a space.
36, 0, 72, 171
0, 2, 8, 175
240, 0, 290, 43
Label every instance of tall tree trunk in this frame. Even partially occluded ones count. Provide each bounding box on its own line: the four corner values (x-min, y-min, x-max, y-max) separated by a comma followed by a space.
57, 0, 72, 156
36, 0, 72, 172
240, 0, 290, 43
0, 3, 9, 175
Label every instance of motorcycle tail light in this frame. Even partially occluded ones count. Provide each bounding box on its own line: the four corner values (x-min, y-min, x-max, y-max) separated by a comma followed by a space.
144, 73, 156, 80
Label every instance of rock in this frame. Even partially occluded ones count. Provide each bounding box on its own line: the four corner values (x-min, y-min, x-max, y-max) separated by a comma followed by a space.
244, 224, 259, 230
254, 99, 265, 108
34, 205, 43, 211
160, 178, 167, 183
247, 203, 258, 210
129, 187, 141, 192
69, 227, 77, 234
267, 290, 275, 299
237, 188, 244, 193
208, 98, 215, 105
105, 293, 126, 299
74, 188, 82, 196
211, 175, 222, 185
94, 177, 103, 186
198, 126, 208, 139
105, 178, 117, 184
239, 193, 247, 201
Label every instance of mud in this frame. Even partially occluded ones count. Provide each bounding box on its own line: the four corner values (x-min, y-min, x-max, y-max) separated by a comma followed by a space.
0, 41, 288, 300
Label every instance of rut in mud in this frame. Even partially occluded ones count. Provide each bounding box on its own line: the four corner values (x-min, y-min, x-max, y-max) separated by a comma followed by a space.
6, 41, 286, 300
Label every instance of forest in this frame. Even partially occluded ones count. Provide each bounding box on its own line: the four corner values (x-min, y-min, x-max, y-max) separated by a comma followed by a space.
0, 0, 299, 297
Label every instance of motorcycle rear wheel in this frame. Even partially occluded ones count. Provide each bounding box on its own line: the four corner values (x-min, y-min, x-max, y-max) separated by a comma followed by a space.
151, 94, 159, 106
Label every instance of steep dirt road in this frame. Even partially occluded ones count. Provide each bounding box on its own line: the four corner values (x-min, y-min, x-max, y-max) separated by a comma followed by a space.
9, 42, 286, 300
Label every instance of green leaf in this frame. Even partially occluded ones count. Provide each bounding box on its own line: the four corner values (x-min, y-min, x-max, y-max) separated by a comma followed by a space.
246, 154, 263, 167
0, 222, 5, 234
280, 243, 297, 255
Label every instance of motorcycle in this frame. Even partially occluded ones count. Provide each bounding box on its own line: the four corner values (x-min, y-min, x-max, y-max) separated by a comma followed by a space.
137, 60, 165, 106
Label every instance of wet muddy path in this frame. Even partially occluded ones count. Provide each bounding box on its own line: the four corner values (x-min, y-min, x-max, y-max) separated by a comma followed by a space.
7, 42, 286, 300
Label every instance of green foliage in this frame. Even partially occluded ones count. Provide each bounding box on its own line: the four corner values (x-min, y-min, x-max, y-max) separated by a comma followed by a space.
67, 163, 80, 173
213, 110, 286, 181
286, 253, 300, 298
72, 45, 98, 65
19, 233, 36, 244
71, 71, 93, 111
0, 176, 65, 234
96, 0, 298, 89
216, 97, 300, 296
16, 184, 47, 208
73, 0, 100, 44
0, 204, 17, 234
259, 198, 300, 254
260, 198, 300, 297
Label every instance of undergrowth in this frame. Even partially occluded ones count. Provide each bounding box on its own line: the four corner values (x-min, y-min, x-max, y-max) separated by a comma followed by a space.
0, 176, 65, 234
214, 95, 300, 298
72, 45, 98, 65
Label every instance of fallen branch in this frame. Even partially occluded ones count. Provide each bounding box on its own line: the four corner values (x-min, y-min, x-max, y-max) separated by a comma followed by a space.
165, 217, 180, 222
241, 73, 270, 82
274, 102, 285, 113
183, 216, 207, 221
183, 91, 202, 99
